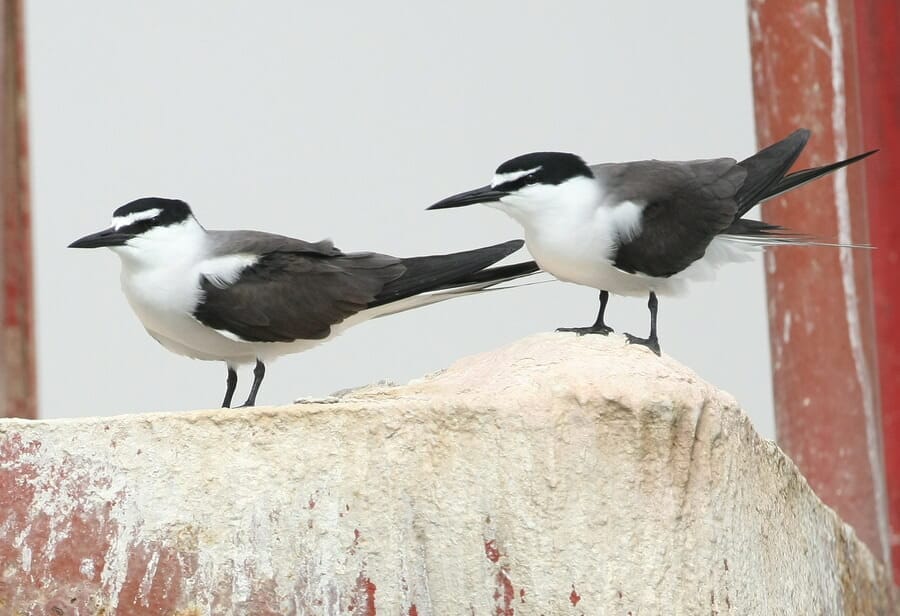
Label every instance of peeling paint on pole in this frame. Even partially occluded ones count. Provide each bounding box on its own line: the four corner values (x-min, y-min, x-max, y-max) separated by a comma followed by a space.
748, 0, 889, 567
853, 0, 900, 580
0, 335, 895, 613
0, 0, 35, 419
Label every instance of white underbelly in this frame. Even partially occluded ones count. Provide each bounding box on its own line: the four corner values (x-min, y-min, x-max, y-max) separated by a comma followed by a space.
126, 295, 253, 362
118, 269, 302, 364
120, 268, 386, 364
525, 233, 754, 297
532, 246, 657, 296
130, 298, 345, 364
524, 227, 663, 297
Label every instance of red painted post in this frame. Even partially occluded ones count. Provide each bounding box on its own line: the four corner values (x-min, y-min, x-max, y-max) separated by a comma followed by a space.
854, 0, 900, 578
0, 0, 36, 419
748, 0, 889, 566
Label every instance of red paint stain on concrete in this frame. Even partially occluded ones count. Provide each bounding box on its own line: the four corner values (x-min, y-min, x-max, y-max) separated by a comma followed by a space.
570, 585, 581, 606
241, 575, 283, 616
0, 435, 208, 615
493, 568, 514, 616
0, 432, 386, 614
117, 544, 188, 615
0, 437, 121, 611
484, 539, 500, 563
408, 604, 419, 616
350, 529, 362, 555
362, 578, 377, 615
46, 501, 115, 582
347, 573, 376, 615
484, 537, 513, 615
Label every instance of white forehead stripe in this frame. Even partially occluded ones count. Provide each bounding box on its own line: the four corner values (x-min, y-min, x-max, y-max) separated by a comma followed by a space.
112, 208, 162, 230
491, 166, 542, 188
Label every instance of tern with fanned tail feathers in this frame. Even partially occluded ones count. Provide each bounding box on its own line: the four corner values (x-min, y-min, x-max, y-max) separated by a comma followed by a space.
429, 129, 875, 354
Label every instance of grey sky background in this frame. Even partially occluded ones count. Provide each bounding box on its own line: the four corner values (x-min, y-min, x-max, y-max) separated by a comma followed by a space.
26, 2, 775, 437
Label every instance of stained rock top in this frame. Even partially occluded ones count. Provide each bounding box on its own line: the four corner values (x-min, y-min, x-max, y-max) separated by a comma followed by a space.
0, 333, 895, 614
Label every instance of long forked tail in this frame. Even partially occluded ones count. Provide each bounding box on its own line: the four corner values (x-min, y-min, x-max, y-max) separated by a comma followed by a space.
367, 240, 540, 313
733, 128, 812, 218
725, 128, 877, 247
763, 149, 877, 205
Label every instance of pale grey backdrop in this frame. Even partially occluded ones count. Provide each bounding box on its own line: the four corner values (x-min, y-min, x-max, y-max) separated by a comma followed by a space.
25, 2, 775, 437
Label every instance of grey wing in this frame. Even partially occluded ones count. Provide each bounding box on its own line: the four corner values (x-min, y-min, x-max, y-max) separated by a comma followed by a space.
194, 248, 405, 343
206, 229, 343, 258
591, 158, 747, 277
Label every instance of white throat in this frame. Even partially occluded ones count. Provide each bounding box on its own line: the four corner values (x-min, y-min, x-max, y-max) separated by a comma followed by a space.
484, 174, 655, 295
489, 175, 603, 230
111, 216, 208, 270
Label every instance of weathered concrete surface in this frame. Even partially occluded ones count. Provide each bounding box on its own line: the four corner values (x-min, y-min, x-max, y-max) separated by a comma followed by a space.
0, 333, 895, 615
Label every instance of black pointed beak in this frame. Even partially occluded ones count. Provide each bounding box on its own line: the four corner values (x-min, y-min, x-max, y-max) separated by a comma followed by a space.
68, 227, 133, 249
427, 185, 508, 210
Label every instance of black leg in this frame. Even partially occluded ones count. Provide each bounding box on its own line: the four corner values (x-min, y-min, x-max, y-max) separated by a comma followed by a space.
625, 291, 661, 355
557, 290, 614, 336
239, 359, 266, 407
221, 365, 238, 408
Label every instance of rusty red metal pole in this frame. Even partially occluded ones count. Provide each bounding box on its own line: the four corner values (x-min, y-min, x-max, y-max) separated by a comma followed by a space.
0, 0, 36, 419
854, 0, 900, 578
749, 0, 889, 566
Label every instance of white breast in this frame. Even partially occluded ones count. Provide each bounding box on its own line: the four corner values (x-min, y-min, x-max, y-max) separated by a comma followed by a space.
496, 176, 659, 296
494, 176, 755, 297
119, 258, 247, 361
111, 221, 264, 363
111, 220, 378, 364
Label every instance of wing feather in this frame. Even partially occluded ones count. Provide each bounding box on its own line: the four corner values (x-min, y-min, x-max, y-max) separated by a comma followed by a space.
193, 231, 525, 343
591, 159, 745, 277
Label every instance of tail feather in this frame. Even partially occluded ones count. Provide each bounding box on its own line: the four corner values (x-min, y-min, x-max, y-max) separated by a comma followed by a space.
363, 260, 542, 320
435, 260, 539, 287
728, 129, 876, 248
734, 129, 810, 217
761, 149, 878, 204
368, 240, 530, 308
721, 234, 873, 249
724, 218, 785, 237
722, 219, 871, 249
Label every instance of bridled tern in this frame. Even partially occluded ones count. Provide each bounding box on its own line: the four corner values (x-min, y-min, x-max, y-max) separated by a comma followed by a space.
428, 129, 875, 354
70, 197, 538, 406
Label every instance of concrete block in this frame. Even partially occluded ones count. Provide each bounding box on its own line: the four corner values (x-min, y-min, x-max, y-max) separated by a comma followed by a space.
0, 334, 895, 614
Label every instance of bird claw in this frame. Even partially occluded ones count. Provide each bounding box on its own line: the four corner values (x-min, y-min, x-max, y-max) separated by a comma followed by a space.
624, 333, 661, 356
556, 325, 614, 336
